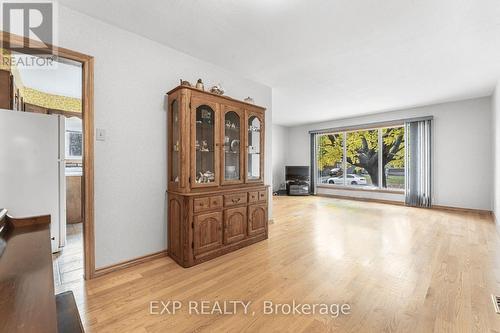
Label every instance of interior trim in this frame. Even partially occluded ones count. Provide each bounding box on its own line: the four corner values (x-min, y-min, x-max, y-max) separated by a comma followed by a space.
431, 205, 492, 215
493, 212, 500, 238
316, 184, 404, 194
308, 116, 433, 134
317, 194, 493, 215
316, 193, 404, 206
94, 250, 168, 278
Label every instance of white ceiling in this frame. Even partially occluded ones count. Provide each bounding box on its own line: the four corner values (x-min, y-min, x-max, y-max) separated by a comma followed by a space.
15, 53, 82, 98
58, 0, 500, 126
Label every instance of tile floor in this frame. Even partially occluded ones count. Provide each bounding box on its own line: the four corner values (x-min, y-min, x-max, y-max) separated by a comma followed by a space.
52, 223, 84, 293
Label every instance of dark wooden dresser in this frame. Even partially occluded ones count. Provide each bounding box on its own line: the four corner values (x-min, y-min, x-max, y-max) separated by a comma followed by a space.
0, 209, 84, 333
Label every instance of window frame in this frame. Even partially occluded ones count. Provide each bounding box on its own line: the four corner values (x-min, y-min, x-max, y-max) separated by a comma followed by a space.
315, 124, 405, 193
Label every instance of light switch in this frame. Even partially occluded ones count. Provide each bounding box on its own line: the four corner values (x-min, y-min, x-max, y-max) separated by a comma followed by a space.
96, 128, 106, 141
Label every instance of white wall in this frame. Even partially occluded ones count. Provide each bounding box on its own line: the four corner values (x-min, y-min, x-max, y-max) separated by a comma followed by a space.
24, 6, 272, 268
493, 82, 500, 227
286, 97, 492, 211
272, 124, 288, 191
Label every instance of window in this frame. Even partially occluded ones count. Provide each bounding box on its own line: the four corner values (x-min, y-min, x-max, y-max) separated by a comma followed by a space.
382, 126, 405, 189
346, 129, 378, 187
67, 132, 83, 158
317, 133, 344, 186
65, 117, 83, 160
315, 124, 405, 191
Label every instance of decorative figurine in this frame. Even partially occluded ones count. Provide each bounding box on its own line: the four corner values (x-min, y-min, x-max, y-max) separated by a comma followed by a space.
205, 171, 214, 182
225, 121, 238, 129
197, 172, 205, 183
230, 139, 240, 152
244, 96, 255, 104
195, 78, 204, 91
201, 109, 211, 119
197, 171, 215, 183
210, 84, 224, 95
179, 79, 191, 87
200, 140, 209, 152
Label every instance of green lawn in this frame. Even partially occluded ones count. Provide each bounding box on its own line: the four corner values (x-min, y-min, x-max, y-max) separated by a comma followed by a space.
356, 174, 404, 189
386, 175, 404, 189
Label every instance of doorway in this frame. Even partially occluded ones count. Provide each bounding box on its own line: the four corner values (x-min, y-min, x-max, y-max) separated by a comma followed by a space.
55, 114, 85, 288
0, 32, 95, 279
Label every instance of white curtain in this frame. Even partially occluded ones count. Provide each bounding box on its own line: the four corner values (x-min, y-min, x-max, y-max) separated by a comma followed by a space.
405, 119, 432, 207
310, 133, 318, 194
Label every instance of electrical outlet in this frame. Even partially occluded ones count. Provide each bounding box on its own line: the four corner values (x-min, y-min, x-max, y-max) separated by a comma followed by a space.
96, 128, 106, 141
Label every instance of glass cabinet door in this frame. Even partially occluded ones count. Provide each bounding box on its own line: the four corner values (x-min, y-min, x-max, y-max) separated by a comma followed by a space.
170, 99, 180, 185
193, 103, 218, 186
247, 114, 262, 182
223, 110, 242, 183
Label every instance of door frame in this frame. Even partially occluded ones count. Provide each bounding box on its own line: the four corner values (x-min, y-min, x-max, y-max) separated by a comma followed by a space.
1, 31, 96, 279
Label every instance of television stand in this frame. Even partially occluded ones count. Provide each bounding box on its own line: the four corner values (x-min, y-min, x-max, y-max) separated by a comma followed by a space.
287, 180, 310, 196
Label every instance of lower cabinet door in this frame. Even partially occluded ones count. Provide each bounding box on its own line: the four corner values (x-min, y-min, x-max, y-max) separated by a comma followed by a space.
248, 204, 267, 237
224, 207, 247, 244
168, 196, 183, 261
193, 212, 223, 256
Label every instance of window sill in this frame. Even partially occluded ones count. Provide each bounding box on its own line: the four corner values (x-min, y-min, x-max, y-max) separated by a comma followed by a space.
316, 184, 404, 195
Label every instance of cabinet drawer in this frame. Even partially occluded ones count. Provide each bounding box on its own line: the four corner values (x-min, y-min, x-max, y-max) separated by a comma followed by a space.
209, 196, 223, 209
224, 193, 247, 207
248, 191, 259, 203
258, 190, 267, 202
194, 197, 210, 212
194, 196, 223, 212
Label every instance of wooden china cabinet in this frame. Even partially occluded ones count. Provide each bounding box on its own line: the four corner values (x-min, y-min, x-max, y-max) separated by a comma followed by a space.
167, 85, 268, 267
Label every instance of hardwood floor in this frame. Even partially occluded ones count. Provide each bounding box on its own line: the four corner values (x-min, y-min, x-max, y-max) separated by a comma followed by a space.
65, 196, 500, 332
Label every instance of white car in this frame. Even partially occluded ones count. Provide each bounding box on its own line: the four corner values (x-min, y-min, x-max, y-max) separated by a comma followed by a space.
326, 174, 367, 185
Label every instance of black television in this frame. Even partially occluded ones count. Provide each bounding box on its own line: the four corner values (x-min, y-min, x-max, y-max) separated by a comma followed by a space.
285, 166, 310, 181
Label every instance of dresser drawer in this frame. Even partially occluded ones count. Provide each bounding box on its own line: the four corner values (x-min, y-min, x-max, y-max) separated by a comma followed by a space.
224, 192, 248, 207
248, 191, 259, 203
258, 190, 268, 202
194, 196, 222, 212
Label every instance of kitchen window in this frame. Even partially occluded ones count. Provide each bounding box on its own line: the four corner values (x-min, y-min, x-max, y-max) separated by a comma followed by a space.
66, 131, 83, 159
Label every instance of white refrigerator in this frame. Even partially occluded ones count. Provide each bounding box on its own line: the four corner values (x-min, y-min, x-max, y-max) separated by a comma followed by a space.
0, 109, 66, 253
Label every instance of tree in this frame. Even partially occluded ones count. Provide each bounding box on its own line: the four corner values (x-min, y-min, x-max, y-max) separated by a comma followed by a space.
317, 134, 343, 171
318, 127, 404, 187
